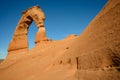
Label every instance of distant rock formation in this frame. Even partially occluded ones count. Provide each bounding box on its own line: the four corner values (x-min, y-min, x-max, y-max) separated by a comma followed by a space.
8, 6, 50, 54
65, 34, 78, 38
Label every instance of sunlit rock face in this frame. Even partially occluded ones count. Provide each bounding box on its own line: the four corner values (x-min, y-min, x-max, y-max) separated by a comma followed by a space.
8, 6, 50, 54
0, 0, 120, 80
55, 0, 120, 79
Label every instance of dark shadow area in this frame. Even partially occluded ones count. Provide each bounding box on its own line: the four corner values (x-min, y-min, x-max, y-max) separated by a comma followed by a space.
0, 59, 4, 64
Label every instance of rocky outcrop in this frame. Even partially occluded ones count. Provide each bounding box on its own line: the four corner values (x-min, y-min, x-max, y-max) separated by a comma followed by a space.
0, 0, 120, 80
8, 6, 50, 54
53, 0, 120, 79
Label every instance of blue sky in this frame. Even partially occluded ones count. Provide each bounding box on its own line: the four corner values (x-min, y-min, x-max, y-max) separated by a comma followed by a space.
0, 0, 107, 59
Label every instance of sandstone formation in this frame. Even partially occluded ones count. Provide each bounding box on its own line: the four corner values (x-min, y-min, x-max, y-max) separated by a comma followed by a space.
0, 0, 120, 80
65, 34, 78, 39
54, 0, 120, 79
8, 6, 50, 54
0, 59, 4, 64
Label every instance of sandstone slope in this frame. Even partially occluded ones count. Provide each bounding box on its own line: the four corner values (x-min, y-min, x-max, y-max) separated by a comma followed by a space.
0, 0, 120, 80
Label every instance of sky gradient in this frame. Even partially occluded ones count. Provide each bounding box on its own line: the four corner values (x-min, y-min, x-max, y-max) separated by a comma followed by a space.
0, 0, 107, 59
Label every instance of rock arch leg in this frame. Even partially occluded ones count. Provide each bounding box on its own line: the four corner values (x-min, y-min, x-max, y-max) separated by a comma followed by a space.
34, 24, 49, 44
8, 15, 32, 54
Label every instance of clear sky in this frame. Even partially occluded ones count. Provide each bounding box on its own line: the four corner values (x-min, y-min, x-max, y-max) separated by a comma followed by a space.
0, 0, 107, 59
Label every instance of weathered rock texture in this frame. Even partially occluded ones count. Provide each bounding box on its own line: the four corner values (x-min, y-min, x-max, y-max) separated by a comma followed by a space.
8, 6, 49, 54
55, 0, 120, 79
0, 0, 120, 80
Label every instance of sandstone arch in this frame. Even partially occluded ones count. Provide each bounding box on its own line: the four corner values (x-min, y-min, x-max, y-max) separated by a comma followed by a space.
8, 6, 49, 53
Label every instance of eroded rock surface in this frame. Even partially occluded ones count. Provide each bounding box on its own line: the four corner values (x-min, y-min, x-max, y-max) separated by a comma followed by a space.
0, 0, 120, 80
8, 6, 50, 54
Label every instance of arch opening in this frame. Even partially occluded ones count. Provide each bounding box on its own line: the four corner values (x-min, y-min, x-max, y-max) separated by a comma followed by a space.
28, 22, 38, 49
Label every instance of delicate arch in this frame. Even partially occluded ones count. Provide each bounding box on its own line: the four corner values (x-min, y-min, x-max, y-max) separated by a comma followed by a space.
8, 6, 49, 54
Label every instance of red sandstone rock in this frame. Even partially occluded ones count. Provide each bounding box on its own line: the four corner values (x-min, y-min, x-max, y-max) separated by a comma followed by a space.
8, 6, 50, 54
0, 0, 120, 80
